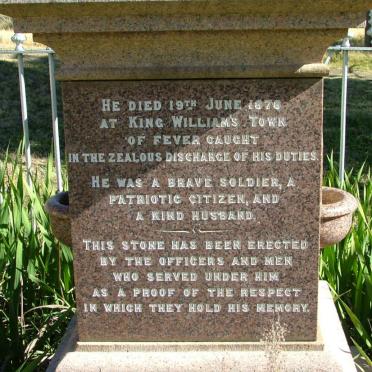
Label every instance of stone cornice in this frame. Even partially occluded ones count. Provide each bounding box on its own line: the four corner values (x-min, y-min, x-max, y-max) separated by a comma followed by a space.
0, 0, 370, 80
0, 0, 370, 17
3, 14, 369, 34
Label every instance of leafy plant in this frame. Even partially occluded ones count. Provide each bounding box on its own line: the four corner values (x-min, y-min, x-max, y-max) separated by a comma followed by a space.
320, 154, 372, 365
0, 145, 371, 370
0, 144, 74, 371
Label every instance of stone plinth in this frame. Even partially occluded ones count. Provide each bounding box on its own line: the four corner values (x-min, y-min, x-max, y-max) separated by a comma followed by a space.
0, 1, 369, 371
47, 282, 356, 372
62, 78, 322, 342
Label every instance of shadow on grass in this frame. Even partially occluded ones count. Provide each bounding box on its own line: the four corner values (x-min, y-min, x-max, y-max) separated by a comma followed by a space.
0, 55, 64, 159
324, 77, 372, 170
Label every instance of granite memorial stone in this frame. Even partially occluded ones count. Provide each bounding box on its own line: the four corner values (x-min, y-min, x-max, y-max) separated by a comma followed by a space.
0, 1, 368, 370
64, 78, 322, 342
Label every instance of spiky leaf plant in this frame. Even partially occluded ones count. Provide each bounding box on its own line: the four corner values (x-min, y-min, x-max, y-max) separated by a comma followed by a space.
0, 144, 74, 371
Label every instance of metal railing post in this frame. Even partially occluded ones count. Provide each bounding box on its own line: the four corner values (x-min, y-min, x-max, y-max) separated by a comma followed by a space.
367, 10, 372, 46
12, 33, 36, 230
48, 50, 63, 192
12, 33, 32, 188
339, 37, 350, 183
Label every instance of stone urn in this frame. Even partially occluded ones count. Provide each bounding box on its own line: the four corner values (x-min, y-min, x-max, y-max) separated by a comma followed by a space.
45, 188, 358, 249
320, 187, 358, 248
44, 192, 71, 246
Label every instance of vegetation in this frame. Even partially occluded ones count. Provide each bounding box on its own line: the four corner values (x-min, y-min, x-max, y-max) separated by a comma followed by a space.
0, 146, 74, 371
0, 15, 12, 30
0, 57, 64, 161
323, 77, 372, 171
0, 146, 370, 370
321, 156, 372, 366
328, 51, 372, 75
2, 55, 370, 168
0, 29, 370, 371
322, 46, 372, 365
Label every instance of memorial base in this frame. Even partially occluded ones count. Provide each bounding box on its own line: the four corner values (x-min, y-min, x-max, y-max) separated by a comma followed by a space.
47, 281, 355, 372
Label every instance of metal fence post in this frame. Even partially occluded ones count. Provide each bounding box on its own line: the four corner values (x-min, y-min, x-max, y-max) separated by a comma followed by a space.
367, 10, 372, 46
339, 37, 350, 183
12, 33, 36, 230
12, 33, 32, 188
48, 50, 63, 192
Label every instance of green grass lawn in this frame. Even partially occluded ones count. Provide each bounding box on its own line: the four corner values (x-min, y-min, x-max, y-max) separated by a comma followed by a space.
0, 56, 64, 160
324, 77, 372, 170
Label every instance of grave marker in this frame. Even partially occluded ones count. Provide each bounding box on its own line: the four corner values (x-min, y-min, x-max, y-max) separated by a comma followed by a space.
0, 1, 367, 370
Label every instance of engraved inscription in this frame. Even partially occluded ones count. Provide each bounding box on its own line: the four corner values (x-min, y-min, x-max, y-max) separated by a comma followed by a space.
63, 79, 322, 342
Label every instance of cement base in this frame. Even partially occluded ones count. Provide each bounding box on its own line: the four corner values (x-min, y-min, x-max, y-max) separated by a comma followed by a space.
47, 281, 356, 372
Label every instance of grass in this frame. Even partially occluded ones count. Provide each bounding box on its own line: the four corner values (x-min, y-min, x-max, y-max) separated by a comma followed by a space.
0, 28, 371, 370
0, 15, 12, 30
0, 50, 370, 169
323, 77, 372, 170
321, 156, 372, 366
328, 52, 372, 80
0, 148, 370, 370
0, 56, 64, 161
323, 34, 372, 171
329, 51, 372, 71
0, 145, 74, 371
